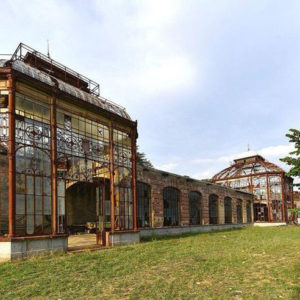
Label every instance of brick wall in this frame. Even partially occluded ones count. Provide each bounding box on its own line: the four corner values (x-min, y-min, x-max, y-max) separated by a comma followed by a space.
137, 167, 254, 228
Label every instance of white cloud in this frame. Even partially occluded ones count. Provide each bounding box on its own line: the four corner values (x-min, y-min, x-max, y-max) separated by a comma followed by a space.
134, 0, 180, 27
193, 144, 293, 165
190, 144, 294, 180
137, 55, 196, 92
90, 0, 197, 100
156, 163, 178, 172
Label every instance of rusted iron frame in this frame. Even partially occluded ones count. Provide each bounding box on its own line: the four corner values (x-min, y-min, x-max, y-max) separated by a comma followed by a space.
131, 127, 138, 232
214, 172, 282, 182
50, 93, 58, 235
109, 123, 115, 233
280, 173, 286, 222
249, 174, 253, 194
213, 160, 285, 182
14, 94, 54, 236
3, 68, 138, 235
7, 74, 16, 237
266, 173, 272, 222
290, 182, 294, 223
10, 43, 100, 97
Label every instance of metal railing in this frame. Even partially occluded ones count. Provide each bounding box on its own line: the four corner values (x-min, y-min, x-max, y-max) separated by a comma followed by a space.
11, 43, 100, 97
1, 44, 128, 115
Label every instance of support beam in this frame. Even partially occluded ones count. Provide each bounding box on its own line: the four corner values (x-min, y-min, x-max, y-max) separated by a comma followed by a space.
131, 127, 138, 232
7, 75, 15, 237
50, 95, 57, 235
280, 173, 286, 222
109, 124, 115, 233
266, 173, 272, 222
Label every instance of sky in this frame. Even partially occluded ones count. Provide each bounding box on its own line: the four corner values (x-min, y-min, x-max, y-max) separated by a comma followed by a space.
1, 0, 300, 180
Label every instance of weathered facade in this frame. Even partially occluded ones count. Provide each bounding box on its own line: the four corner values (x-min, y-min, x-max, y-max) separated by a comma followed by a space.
137, 167, 254, 236
0, 43, 255, 260
0, 43, 139, 259
212, 155, 293, 223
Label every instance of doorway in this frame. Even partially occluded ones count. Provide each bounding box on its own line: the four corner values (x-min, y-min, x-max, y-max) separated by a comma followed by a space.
66, 179, 111, 250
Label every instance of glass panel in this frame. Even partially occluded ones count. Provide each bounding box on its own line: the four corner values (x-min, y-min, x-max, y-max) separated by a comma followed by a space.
163, 187, 179, 226
44, 196, 51, 215
236, 199, 243, 223
209, 195, 218, 224
26, 176, 34, 195
27, 194, 34, 214
58, 180, 65, 197
16, 174, 25, 194
27, 214, 34, 235
35, 177, 42, 196
43, 178, 51, 196
58, 197, 65, 215
224, 197, 232, 224
16, 194, 25, 215
0, 170, 8, 235
15, 94, 52, 236
189, 191, 202, 225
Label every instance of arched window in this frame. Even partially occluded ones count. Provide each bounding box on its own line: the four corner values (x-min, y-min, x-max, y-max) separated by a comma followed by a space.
163, 187, 179, 226
189, 191, 202, 225
236, 199, 243, 224
224, 197, 232, 224
137, 182, 151, 228
246, 201, 252, 223
209, 194, 218, 224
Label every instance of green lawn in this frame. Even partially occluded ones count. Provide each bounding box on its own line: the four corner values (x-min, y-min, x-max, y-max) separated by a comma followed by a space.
0, 227, 299, 299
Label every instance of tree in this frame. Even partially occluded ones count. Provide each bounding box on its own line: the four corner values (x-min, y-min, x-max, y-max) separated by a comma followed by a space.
280, 129, 300, 214
136, 146, 153, 168
280, 129, 300, 184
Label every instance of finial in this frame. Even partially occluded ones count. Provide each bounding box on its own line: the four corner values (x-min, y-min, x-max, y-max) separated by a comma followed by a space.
247, 143, 250, 151
47, 40, 50, 58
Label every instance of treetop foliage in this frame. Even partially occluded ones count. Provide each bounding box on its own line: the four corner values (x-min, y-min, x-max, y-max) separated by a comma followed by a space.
136, 146, 153, 168
280, 128, 300, 186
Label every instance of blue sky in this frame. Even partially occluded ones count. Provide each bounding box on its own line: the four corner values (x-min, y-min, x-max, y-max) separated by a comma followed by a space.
2, 0, 300, 179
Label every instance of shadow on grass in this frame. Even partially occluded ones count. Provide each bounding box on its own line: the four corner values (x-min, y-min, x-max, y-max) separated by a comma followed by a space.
140, 227, 245, 243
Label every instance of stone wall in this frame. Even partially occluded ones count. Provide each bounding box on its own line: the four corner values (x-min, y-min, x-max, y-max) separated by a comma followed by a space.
0, 236, 68, 261
137, 167, 254, 228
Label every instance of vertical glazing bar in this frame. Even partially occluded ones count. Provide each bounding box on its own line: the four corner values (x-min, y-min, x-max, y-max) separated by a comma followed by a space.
109, 123, 115, 232
266, 173, 272, 222
290, 182, 294, 223
280, 173, 286, 222
7, 74, 15, 237
131, 126, 138, 232
50, 95, 57, 235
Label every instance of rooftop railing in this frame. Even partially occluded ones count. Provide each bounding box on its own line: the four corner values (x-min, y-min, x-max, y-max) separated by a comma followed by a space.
11, 43, 100, 97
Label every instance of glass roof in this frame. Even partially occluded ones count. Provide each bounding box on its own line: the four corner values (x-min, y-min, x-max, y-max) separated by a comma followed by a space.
212, 155, 284, 181
0, 59, 131, 120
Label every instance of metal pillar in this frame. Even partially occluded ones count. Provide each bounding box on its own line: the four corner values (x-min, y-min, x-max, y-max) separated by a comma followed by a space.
131, 127, 138, 232
50, 95, 57, 235
266, 173, 272, 222
109, 124, 115, 232
7, 75, 15, 237
280, 173, 286, 222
